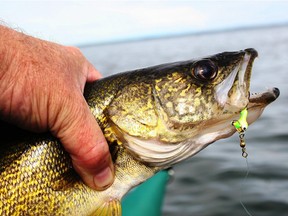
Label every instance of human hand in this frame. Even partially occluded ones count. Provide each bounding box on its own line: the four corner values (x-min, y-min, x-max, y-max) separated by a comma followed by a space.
0, 26, 114, 190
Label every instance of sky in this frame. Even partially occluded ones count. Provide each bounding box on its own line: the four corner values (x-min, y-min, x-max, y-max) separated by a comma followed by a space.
1, 1, 288, 46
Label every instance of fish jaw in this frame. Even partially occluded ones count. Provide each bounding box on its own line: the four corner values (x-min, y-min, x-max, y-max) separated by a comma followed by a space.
215, 48, 258, 111
247, 87, 280, 125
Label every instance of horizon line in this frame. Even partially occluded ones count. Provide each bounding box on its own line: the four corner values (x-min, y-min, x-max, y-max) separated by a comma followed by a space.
78, 22, 288, 48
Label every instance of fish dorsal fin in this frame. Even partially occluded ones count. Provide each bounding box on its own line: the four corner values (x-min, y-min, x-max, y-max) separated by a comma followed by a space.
90, 199, 122, 216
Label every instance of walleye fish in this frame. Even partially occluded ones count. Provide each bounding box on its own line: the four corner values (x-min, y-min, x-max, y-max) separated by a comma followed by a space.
0, 48, 279, 215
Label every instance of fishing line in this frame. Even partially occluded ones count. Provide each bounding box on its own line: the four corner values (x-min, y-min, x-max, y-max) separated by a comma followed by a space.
232, 108, 253, 216
239, 158, 253, 216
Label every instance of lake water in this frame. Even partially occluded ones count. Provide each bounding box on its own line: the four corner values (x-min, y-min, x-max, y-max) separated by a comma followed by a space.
81, 25, 288, 216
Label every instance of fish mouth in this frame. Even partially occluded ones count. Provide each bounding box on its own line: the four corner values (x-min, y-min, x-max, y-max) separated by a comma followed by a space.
211, 48, 280, 147
215, 48, 258, 108
217, 48, 280, 115
234, 48, 280, 112
234, 48, 280, 125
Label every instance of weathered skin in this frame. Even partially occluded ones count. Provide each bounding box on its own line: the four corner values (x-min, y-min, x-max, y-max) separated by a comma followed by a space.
0, 48, 279, 215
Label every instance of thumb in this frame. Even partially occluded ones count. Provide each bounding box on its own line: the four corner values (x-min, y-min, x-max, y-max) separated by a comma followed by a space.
51, 94, 114, 190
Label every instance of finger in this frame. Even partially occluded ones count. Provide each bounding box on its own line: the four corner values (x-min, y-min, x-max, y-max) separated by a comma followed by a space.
65, 46, 102, 82
86, 63, 102, 82
51, 95, 114, 190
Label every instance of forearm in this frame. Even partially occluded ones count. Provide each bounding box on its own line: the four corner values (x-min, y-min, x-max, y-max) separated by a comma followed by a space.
0, 25, 25, 120
0, 24, 92, 129
0, 25, 35, 91
0, 25, 62, 79
0, 25, 19, 81
0, 25, 53, 124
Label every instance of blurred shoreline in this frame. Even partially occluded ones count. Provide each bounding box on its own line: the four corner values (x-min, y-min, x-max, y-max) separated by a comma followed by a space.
78, 23, 288, 48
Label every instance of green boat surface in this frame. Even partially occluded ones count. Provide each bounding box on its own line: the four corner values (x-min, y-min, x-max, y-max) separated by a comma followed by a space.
122, 170, 169, 216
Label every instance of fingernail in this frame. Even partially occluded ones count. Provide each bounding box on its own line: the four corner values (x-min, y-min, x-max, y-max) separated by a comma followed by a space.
93, 166, 114, 190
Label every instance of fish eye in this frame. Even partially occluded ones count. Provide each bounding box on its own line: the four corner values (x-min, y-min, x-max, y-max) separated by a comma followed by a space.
192, 60, 218, 81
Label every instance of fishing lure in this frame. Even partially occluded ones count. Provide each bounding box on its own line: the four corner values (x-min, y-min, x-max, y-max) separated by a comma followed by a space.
232, 108, 248, 158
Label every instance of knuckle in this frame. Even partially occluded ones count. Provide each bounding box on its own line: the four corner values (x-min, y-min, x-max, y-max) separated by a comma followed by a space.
73, 138, 111, 171
66, 46, 83, 57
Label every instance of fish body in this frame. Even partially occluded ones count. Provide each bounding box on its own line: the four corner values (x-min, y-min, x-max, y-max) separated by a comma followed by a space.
0, 48, 279, 215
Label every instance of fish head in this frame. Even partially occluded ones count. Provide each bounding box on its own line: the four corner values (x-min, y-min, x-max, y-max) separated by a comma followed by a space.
108, 48, 279, 168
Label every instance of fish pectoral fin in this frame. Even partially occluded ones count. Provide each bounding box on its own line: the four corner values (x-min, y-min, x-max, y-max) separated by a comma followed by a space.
90, 199, 122, 216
